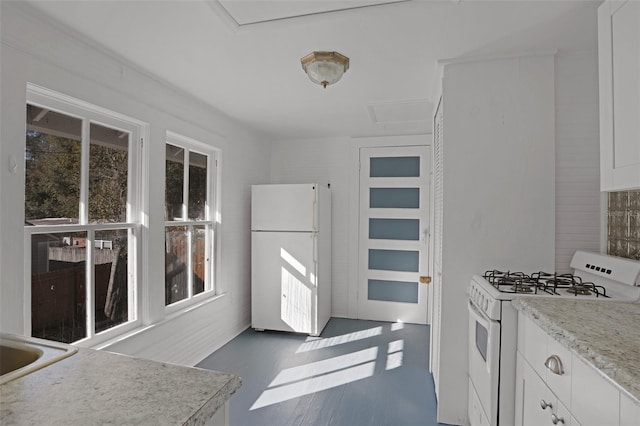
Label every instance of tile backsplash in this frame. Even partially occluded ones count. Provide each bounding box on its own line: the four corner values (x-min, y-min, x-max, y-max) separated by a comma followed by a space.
607, 190, 640, 260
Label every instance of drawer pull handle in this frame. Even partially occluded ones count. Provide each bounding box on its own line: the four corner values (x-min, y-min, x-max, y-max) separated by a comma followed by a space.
551, 414, 565, 424
544, 355, 564, 375
540, 399, 552, 410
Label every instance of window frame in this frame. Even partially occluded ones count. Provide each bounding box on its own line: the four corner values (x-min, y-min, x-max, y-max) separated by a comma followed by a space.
24, 84, 148, 347
164, 131, 220, 315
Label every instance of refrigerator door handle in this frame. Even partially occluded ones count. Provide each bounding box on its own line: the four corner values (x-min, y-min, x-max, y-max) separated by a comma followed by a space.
312, 232, 318, 286
312, 187, 318, 232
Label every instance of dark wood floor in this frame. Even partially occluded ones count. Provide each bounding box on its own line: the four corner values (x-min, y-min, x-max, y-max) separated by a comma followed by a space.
197, 318, 447, 426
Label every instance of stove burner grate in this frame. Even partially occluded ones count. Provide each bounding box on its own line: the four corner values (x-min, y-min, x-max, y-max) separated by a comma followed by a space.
483, 270, 610, 298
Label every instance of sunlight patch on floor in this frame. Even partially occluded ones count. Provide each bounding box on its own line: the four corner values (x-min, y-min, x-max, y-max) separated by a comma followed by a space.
270, 347, 378, 387
386, 339, 404, 371
251, 347, 378, 410
296, 326, 383, 353
391, 321, 404, 331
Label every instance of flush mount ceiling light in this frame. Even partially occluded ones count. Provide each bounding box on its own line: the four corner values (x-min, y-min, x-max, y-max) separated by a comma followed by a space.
301, 51, 350, 88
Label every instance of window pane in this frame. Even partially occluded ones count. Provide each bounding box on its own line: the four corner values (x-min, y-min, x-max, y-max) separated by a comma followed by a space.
31, 232, 87, 343
370, 188, 419, 208
368, 279, 418, 303
94, 229, 129, 334
368, 249, 419, 272
166, 144, 184, 221
188, 151, 207, 220
369, 218, 420, 240
89, 123, 129, 223
193, 225, 207, 295
25, 105, 82, 224
165, 226, 189, 305
370, 156, 420, 177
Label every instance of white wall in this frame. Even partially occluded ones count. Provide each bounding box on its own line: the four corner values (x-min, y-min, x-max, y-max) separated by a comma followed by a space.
437, 54, 557, 425
554, 50, 602, 272
0, 2, 270, 365
270, 135, 430, 319
270, 137, 351, 317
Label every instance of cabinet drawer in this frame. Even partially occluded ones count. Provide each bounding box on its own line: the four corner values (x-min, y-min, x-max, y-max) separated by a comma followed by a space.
518, 315, 550, 379
571, 355, 620, 426
545, 337, 572, 406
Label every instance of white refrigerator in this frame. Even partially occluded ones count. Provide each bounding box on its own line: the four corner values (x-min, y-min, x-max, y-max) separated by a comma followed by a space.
251, 184, 331, 336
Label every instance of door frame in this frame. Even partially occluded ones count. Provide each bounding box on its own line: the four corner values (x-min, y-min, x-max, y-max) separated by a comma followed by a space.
346, 135, 432, 321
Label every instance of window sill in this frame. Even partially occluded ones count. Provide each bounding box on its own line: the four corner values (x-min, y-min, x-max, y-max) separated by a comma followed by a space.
164, 289, 222, 317
92, 292, 230, 351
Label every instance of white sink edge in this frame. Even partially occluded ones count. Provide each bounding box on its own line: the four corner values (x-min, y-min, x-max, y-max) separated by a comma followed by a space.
0, 333, 78, 385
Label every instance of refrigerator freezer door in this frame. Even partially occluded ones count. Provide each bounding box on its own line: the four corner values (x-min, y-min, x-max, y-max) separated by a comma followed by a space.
252, 184, 317, 232
252, 231, 318, 334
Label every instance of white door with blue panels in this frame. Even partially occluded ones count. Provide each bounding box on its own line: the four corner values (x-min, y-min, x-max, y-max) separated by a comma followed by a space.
358, 145, 430, 324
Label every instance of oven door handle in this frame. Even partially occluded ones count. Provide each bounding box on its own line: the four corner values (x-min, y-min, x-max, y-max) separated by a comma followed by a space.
468, 300, 496, 375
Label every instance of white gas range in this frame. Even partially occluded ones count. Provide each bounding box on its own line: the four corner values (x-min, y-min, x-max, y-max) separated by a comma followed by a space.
467, 251, 640, 426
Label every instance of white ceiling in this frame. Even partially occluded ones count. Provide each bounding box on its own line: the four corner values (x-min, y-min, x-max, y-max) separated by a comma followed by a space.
25, 0, 600, 142
216, 0, 407, 26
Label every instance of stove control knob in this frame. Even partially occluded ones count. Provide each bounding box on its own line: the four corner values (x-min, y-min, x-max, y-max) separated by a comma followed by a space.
484, 299, 489, 311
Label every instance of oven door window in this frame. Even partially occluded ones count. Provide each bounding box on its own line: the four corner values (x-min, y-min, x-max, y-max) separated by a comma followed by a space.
475, 321, 489, 362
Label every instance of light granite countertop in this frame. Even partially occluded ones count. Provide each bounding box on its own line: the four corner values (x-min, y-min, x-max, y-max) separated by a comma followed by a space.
0, 346, 241, 425
512, 297, 640, 403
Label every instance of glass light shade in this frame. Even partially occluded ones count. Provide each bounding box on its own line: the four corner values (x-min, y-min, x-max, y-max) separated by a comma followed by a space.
301, 51, 349, 88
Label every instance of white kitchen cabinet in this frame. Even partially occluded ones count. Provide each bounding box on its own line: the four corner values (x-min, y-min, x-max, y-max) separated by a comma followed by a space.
204, 402, 229, 426
598, 0, 640, 191
620, 391, 640, 426
516, 353, 579, 426
570, 355, 620, 426
545, 337, 573, 405
516, 318, 577, 426
516, 314, 637, 426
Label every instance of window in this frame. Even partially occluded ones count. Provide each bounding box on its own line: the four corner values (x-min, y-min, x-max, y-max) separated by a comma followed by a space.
165, 133, 218, 308
24, 85, 144, 344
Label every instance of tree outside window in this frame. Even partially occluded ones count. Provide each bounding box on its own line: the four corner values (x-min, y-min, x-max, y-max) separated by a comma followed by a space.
24, 96, 141, 344
165, 137, 216, 307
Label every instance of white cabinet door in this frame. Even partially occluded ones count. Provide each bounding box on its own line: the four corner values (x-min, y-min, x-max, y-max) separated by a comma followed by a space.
598, 0, 640, 191
519, 355, 553, 426
620, 391, 640, 426
517, 354, 578, 426
570, 355, 620, 426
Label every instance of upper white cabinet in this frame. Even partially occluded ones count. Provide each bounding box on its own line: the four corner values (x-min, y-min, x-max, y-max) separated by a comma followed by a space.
598, 0, 640, 191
